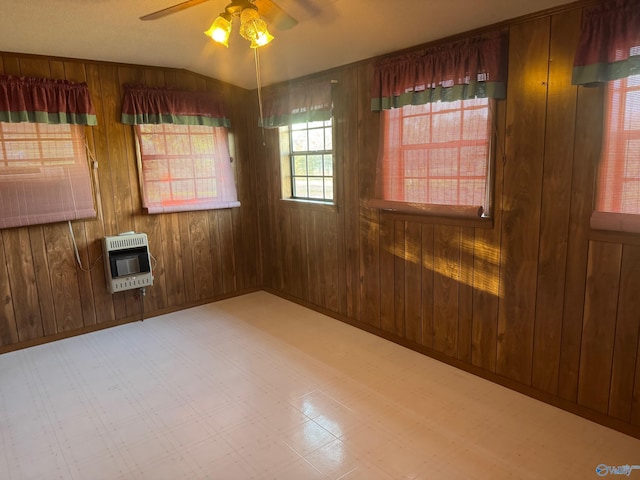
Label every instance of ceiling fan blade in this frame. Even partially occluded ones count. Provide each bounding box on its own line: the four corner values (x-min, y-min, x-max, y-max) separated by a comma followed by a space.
292, 0, 322, 17
140, 0, 212, 21
254, 0, 298, 30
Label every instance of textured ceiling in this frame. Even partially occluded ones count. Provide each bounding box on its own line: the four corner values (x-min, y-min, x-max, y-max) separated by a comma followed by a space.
0, 0, 573, 89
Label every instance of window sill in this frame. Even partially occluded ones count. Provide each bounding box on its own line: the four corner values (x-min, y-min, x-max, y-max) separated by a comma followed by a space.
591, 211, 640, 234
279, 198, 337, 213
366, 199, 493, 229
143, 201, 241, 214
589, 211, 640, 244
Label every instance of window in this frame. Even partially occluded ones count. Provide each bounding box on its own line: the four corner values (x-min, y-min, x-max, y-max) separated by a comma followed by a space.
260, 79, 334, 204
0, 122, 96, 229
570, 0, 639, 233
134, 124, 240, 214
597, 74, 640, 215
370, 30, 506, 219
377, 98, 492, 216
279, 118, 334, 202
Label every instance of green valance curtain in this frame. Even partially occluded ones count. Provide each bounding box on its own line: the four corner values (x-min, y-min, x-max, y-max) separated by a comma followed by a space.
121, 85, 230, 127
0, 75, 97, 125
572, 0, 640, 85
259, 79, 333, 128
371, 30, 508, 111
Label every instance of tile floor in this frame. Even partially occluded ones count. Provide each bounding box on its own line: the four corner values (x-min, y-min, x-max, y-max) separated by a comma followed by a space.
1, 291, 639, 479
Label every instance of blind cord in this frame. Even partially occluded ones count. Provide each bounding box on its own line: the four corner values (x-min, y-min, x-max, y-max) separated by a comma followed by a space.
254, 47, 267, 146
84, 137, 104, 223
68, 221, 103, 272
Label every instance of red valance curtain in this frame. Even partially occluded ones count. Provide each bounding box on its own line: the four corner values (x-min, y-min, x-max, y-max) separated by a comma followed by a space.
121, 85, 229, 127
0, 75, 97, 125
371, 30, 508, 111
260, 79, 333, 128
572, 0, 640, 85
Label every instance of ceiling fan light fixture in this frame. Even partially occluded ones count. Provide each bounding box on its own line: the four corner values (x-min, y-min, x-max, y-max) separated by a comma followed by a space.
252, 27, 275, 48
204, 12, 232, 47
239, 7, 274, 48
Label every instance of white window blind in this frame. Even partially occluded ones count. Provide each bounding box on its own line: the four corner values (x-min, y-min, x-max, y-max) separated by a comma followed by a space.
0, 122, 96, 229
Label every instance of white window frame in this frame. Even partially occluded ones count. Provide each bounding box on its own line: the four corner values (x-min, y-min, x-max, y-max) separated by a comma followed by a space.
279, 118, 334, 204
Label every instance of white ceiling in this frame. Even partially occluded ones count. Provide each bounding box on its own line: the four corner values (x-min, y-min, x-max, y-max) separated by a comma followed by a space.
0, 0, 572, 90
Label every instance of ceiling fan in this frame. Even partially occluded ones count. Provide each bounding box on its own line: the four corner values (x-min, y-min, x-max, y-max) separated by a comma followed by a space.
140, 0, 299, 32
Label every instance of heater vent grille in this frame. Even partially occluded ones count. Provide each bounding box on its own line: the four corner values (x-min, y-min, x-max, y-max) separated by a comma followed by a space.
105, 234, 148, 251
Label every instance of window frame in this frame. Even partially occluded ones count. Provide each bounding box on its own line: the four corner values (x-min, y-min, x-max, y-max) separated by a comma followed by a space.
278, 118, 335, 205
369, 98, 496, 224
591, 74, 640, 235
133, 123, 240, 214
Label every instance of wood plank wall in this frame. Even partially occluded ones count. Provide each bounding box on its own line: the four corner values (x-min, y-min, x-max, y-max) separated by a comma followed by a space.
0, 54, 261, 352
1, 1, 638, 440
256, 4, 640, 437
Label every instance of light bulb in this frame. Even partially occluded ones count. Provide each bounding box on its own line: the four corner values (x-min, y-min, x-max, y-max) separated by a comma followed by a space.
204, 14, 232, 48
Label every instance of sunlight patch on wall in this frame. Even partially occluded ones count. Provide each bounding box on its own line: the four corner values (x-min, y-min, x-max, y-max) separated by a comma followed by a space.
383, 230, 503, 298
465, 236, 503, 298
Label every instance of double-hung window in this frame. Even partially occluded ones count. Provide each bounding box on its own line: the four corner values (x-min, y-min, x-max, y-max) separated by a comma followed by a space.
597, 74, 640, 216
134, 124, 238, 213
279, 118, 334, 202
370, 31, 507, 219
380, 98, 491, 212
261, 79, 334, 204
121, 85, 239, 214
0, 75, 97, 229
572, 0, 640, 233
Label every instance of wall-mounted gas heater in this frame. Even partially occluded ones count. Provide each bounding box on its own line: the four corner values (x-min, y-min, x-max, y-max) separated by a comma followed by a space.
102, 233, 154, 293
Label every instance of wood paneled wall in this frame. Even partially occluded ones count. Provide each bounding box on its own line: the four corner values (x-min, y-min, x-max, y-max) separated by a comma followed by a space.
256, 5, 640, 437
0, 54, 261, 352
1, 1, 638, 440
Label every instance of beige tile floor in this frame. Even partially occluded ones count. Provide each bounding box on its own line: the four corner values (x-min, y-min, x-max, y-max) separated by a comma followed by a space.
1, 291, 639, 479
